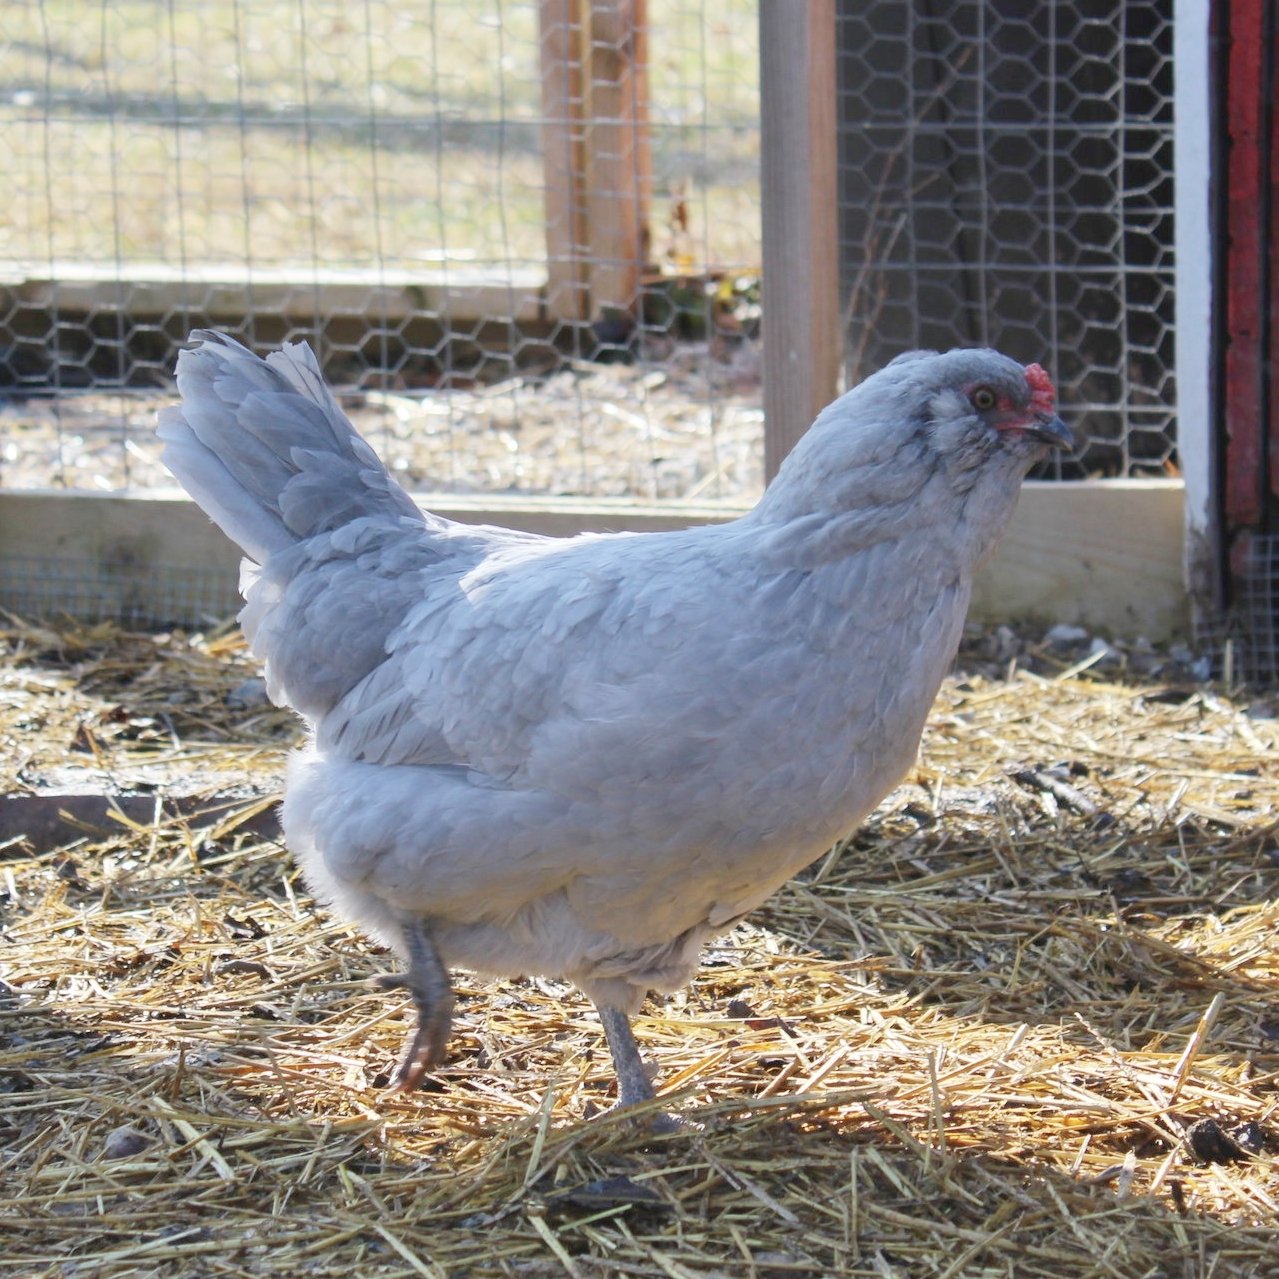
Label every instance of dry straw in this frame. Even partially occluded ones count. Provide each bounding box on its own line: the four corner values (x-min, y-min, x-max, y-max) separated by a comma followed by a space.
1, 616, 1277, 1277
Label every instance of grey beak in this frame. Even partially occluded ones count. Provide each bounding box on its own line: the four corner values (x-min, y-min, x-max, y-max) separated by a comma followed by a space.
1029, 414, 1073, 451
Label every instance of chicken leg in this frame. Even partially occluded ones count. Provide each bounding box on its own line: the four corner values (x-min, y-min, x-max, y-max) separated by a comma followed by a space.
371, 918, 455, 1091
596, 1003, 656, 1107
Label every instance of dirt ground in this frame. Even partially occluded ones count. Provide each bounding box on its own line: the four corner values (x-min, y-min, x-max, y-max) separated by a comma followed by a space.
0, 343, 767, 504
1, 617, 1277, 1278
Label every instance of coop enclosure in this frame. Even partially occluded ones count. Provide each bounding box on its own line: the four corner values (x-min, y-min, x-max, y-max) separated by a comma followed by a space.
0, 0, 1199, 640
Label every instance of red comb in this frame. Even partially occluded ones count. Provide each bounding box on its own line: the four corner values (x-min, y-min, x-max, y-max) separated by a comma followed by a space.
1025, 363, 1056, 415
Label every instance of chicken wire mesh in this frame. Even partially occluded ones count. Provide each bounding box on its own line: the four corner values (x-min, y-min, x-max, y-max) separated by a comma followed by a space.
1, 0, 1180, 500
0, 553, 238, 629
0, 0, 764, 501
1201, 534, 1279, 687
836, 0, 1176, 480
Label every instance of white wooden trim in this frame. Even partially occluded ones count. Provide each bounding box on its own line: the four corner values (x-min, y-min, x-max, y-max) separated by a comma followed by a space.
1173, 0, 1216, 613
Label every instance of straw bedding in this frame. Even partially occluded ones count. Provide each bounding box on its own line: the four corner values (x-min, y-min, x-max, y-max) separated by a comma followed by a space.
1, 615, 1277, 1277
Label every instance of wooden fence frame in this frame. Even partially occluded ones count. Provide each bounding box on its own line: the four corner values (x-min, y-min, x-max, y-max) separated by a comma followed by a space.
0, 2, 1195, 640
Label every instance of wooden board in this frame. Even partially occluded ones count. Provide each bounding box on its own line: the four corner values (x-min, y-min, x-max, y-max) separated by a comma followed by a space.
1221, 0, 1268, 533
0, 481, 1188, 639
3, 262, 547, 326
965, 480, 1187, 640
583, 0, 651, 319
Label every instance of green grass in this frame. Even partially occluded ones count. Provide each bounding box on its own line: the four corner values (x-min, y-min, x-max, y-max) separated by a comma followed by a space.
1, 0, 761, 272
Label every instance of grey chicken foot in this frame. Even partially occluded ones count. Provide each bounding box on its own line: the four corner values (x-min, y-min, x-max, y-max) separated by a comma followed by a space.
595, 1002, 685, 1133
370, 918, 455, 1091
595, 1004, 684, 1131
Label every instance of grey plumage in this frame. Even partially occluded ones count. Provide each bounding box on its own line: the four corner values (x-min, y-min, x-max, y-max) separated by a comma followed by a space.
158, 330, 1071, 1111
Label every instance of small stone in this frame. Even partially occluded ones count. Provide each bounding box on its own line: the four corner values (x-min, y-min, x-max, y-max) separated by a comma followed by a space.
1044, 623, 1090, 648
1186, 1117, 1248, 1164
1087, 637, 1123, 668
101, 1124, 151, 1160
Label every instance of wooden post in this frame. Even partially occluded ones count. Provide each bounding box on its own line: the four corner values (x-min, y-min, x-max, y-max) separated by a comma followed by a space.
759, 0, 840, 478
583, 0, 651, 323
538, 0, 651, 329
538, 0, 590, 324
1221, 0, 1267, 538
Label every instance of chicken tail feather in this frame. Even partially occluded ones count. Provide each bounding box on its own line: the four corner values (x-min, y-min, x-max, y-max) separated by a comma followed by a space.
158, 330, 424, 565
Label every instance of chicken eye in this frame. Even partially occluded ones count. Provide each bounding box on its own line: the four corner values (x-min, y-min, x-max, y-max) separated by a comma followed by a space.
971, 386, 998, 412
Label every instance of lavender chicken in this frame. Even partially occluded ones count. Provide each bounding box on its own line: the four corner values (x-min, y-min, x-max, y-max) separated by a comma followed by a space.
159, 335, 1070, 1110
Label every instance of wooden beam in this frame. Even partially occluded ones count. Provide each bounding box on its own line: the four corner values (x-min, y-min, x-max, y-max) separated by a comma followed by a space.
538, 0, 590, 324
3, 262, 546, 325
759, 0, 840, 478
966, 480, 1188, 641
538, 0, 651, 331
0, 482, 1190, 639
1267, 0, 1279, 512
1221, 0, 1267, 534
583, 0, 651, 323
0, 793, 283, 849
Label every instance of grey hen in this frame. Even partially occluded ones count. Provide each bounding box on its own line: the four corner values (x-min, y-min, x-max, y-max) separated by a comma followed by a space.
158, 334, 1070, 1111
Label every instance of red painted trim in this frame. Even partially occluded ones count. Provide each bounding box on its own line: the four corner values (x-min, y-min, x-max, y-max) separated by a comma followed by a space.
1269, 4, 1279, 507
1222, 0, 1266, 528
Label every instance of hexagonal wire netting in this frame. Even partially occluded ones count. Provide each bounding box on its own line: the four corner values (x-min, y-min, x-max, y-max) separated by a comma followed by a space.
2, 0, 1174, 521
1, 1, 764, 504
837, 0, 1175, 479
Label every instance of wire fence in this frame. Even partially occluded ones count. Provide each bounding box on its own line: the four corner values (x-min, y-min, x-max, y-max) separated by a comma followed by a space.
1, 0, 764, 502
837, 0, 1176, 480
1, 0, 1176, 512
1203, 534, 1279, 686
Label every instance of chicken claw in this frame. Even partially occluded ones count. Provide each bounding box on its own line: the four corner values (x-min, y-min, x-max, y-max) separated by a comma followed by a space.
595, 1004, 686, 1131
